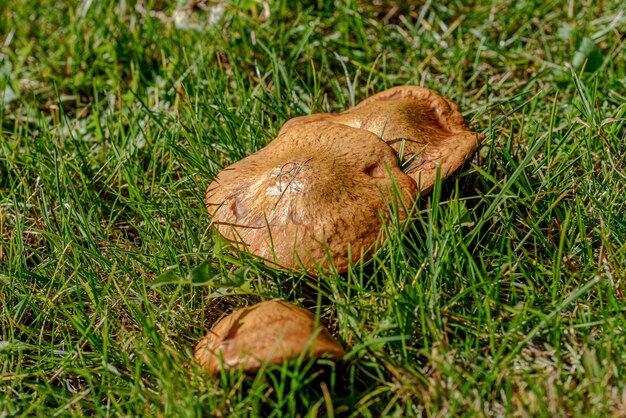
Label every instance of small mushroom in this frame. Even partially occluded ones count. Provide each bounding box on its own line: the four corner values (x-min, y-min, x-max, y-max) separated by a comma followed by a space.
281, 86, 484, 192
206, 121, 417, 272
194, 301, 346, 373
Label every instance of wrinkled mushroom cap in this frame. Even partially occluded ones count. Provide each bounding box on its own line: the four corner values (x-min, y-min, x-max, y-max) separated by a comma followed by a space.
281, 86, 484, 192
206, 121, 417, 273
194, 301, 346, 373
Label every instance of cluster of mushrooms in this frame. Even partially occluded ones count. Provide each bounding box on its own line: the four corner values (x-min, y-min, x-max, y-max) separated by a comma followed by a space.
195, 86, 484, 374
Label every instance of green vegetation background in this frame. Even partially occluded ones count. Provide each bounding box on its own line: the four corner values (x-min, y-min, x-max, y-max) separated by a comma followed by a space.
1, 0, 625, 416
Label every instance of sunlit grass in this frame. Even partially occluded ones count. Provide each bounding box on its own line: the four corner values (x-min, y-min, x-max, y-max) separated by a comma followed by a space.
1, 0, 625, 416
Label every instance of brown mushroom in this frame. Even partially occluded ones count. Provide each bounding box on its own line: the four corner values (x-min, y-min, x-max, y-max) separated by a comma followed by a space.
280, 86, 484, 192
206, 121, 417, 273
194, 301, 345, 373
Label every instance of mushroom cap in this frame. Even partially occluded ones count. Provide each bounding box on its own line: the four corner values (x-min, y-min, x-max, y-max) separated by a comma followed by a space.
206, 121, 417, 272
281, 86, 485, 192
194, 301, 346, 373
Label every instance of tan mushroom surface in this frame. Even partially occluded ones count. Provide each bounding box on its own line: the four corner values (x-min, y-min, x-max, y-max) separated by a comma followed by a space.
206, 121, 417, 273
280, 86, 485, 192
194, 301, 345, 373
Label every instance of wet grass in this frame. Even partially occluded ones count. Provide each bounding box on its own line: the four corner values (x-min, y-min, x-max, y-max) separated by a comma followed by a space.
1, 0, 626, 416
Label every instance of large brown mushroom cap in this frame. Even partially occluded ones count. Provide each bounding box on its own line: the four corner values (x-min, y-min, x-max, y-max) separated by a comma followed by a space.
194, 301, 346, 373
206, 121, 417, 272
281, 86, 485, 192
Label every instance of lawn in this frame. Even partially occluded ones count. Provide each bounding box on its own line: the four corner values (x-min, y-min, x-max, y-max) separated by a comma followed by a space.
1, 0, 625, 416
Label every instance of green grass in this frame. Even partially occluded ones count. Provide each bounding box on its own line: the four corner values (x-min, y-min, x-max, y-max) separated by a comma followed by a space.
1, 0, 626, 416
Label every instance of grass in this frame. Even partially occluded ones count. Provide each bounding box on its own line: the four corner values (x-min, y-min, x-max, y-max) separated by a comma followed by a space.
1, 0, 625, 416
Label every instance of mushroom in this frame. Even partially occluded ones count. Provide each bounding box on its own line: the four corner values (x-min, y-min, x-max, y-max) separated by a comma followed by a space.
280, 86, 485, 192
206, 121, 417, 273
194, 301, 345, 373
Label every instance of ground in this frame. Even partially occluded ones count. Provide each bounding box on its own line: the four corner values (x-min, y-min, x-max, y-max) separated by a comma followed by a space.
1, 0, 625, 416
